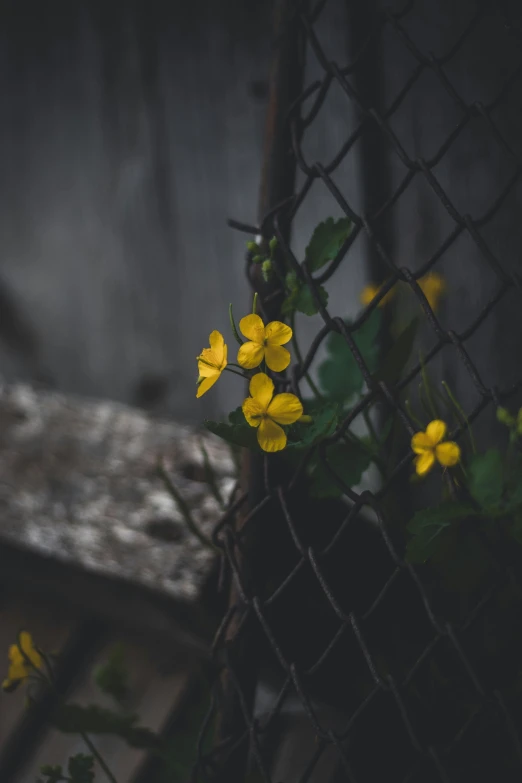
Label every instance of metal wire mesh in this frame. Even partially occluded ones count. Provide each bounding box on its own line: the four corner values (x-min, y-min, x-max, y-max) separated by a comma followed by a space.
196, 1, 522, 780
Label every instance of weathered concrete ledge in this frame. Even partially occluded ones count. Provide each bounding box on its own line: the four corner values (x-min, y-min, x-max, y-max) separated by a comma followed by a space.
0, 383, 235, 622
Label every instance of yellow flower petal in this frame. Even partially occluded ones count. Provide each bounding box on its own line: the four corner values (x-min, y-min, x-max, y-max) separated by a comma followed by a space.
299, 414, 312, 423
360, 285, 379, 306
257, 418, 287, 452
264, 344, 291, 372
411, 431, 433, 454
20, 632, 41, 667
249, 372, 274, 410
8, 661, 28, 681
426, 420, 447, 446
237, 341, 264, 369
198, 351, 219, 378
267, 393, 303, 425
415, 451, 435, 476
196, 373, 220, 398
242, 397, 266, 427
360, 284, 394, 307
239, 313, 265, 343
419, 273, 445, 311
209, 330, 225, 360
265, 321, 292, 346
197, 333, 227, 380
435, 441, 460, 467
8, 643, 23, 666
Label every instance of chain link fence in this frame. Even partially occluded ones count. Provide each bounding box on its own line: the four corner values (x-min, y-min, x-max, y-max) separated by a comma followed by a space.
195, 1, 522, 780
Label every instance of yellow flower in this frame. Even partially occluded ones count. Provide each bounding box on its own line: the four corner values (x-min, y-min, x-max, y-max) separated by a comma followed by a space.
418, 272, 445, 312
242, 373, 303, 452
196, 331, 228, 398
411, 420, 460, 476
360, 283, 394, 307
237, 314, 292, 372
2, 631, 42, 692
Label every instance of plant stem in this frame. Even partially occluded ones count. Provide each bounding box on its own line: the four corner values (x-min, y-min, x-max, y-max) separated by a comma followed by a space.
228, 303, 243, 346
405, 399, 424, 429
200, 439, 225, 509
158, 461, 218, 553
227, 362, 248, 370
290, 312, 323, 400
80, 731, 118, 783
419, 351, 439, 419
23, 648, 119, 783
224, 367, 249, 380
441, 380, 476, 453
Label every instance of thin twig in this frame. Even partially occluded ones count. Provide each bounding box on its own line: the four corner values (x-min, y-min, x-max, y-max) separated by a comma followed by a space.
157, 460, 218, 553
81, 731, 119, 783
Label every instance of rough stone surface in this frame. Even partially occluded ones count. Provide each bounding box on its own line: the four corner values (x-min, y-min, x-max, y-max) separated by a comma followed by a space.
0, 382, 235, 603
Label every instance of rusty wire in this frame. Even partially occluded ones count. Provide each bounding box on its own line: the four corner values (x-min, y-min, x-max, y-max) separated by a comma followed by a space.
195, 1, 522, 781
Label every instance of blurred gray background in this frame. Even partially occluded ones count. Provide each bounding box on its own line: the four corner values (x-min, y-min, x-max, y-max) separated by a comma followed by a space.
0, 0, 520, 437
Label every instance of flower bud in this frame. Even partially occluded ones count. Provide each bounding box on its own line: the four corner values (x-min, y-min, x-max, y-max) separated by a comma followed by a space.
497, 407, 515, 427
261, 259, 272, 282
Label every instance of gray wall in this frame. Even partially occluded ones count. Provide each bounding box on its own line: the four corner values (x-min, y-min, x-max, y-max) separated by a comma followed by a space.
0, 0, 520, 440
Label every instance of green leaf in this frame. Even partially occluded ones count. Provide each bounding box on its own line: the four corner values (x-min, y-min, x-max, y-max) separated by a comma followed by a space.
205, 407, 259, 450
68, 755, 95, 783
294, 282, 328, 316
468, 450, 503, 510
374, 318, 419, 387
281, 271, 328, 316
318, 310, 382, 402
38, 765, 65, 783
51, 704, 161, 750
308, 440, 372, 498
287, 403, 338, 449
93, 644, 129, 705
305, 217, 353, 273
406, 502, 475, 564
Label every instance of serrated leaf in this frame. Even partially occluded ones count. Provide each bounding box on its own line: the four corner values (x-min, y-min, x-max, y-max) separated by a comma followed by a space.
205, 408, 259, 450
406, 502, 475, 564
309, 440, 372, 498
287, 403, 338, 449
305, 217, 353, 273
468, 450, 503, 510
318, 310, 382, 402
281, 274, 328, 317
374, 318, 419, 387
38, 765, 64, 783
294, 282, 328, 315
93, 644, 129, 705
68, 754, 95, 783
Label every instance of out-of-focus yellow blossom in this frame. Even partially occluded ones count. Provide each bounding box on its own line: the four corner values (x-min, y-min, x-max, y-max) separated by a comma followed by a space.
196, 331, 228, 398
360, 283, 395, 308
242, 373, 303, 452
418, 272, 445, 312
237, 314, 292, 372
2, 631, 42, 692
411, 419, 460, 476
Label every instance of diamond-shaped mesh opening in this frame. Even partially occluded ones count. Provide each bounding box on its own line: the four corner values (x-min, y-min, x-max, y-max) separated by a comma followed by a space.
196, 1, 522, 781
